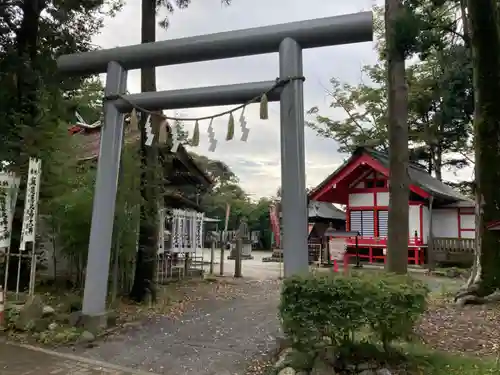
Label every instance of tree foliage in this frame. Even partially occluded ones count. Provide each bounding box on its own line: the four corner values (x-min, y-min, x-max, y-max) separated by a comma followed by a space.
307, 4, 473, 181
0, 0, 122, 165
0, 0, 123, 289
0, 0, 274, 297
130, 0, 233, 302
309, 0, 500, 294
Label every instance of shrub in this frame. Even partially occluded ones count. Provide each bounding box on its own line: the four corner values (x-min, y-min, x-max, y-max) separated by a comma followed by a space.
279, 271, 429, 353
364, 272, 428, 349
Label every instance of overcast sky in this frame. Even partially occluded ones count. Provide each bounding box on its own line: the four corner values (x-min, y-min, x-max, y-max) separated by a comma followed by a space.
92, 0, 471, 199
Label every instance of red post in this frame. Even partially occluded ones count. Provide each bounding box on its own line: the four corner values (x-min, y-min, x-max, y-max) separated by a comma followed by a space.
0, 286, 4, 330
333, 260, 339, 273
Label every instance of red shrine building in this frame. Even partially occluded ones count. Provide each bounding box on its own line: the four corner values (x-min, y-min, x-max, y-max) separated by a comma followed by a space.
308, 147, 475, 265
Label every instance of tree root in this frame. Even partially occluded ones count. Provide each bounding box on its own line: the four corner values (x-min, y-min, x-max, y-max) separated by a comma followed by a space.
454, 286, 500, 306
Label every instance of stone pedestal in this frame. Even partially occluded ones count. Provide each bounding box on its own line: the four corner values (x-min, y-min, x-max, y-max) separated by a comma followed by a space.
227, 240, 254, 260
262, 248, 283, 262
78, 312, 109, 334
241, 240, 253, 258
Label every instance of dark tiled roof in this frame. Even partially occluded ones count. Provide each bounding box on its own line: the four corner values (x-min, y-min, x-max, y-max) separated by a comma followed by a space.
279, 201, 346, 221
308, 200, 345, 220
363, 147, 470, 202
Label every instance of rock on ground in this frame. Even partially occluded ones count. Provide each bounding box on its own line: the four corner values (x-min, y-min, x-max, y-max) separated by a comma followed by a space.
278, 367, 296, 375
16, 295, 44, 331
310, 357, 333, 375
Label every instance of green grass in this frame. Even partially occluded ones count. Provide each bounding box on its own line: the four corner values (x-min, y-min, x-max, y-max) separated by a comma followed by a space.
324, 341, 500, 375
406, 346, 499, 374
350, 343, 500, 374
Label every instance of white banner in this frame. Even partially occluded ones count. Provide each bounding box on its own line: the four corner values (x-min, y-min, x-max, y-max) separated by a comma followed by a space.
0, 172, 20, 249
158, 207, 165, 255
328, 238, 346, 261
170, 209, 204, 253
20, 158, 42, 250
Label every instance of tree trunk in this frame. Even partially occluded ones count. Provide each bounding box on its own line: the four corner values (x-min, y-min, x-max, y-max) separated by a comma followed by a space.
455, 0, 500, 305
129, 0, 160, 303
385, 0, 409, 274
426, 196, 435, 270
459, 0, 471, 47
433, 143, 442, 181
7, 0, 46, 291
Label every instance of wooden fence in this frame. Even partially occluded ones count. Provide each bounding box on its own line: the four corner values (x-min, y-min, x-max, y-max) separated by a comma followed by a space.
432, 237, 475, 265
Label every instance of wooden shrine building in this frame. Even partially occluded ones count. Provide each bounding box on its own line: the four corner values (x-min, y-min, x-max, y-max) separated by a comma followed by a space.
307, 200, 346, 263
309, 147, 475, 266
69, 121, 213, 280
69, 121, 212, 211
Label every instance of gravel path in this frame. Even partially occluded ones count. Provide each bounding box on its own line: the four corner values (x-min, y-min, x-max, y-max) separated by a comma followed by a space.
14, 252, 456, 375
64, 279, 281, 375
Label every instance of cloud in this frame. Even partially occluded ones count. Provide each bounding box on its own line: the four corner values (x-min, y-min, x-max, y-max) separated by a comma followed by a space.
92, 0, 471, 198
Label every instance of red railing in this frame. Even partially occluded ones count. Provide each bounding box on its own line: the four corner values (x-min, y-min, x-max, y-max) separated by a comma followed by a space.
345, 235, 424, 247
340, 236, 425, 265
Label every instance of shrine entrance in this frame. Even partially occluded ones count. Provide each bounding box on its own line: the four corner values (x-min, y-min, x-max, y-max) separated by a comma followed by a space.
57, 11, 373, 320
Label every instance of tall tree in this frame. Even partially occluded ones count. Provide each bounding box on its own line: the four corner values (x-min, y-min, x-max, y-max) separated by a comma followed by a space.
306, 7, 473, 181
130, 0, 232, 302
0, 0, 121, 289
129, 0, 162, 302
385, 0, 410, 274
455, 0, 500, 304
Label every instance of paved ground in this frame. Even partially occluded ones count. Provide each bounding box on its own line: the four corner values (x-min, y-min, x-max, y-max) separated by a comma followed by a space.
60, 278, 281, 375
0, 250, 457, 374
201, 249, 284, 279
0, 341, 158, 374
1, 252, 282, 375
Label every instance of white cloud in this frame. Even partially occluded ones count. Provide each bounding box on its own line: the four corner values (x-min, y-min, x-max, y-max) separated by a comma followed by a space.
92, 0, 472, 198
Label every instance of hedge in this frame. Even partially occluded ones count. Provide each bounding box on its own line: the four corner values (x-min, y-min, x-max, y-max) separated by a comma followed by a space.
279, 271, 429, 352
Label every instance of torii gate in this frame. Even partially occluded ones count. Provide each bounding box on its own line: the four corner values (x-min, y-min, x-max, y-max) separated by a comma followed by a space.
57, 11, 373, 325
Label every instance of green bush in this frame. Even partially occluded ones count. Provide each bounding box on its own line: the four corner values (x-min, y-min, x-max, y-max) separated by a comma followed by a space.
279, 272, 429, 352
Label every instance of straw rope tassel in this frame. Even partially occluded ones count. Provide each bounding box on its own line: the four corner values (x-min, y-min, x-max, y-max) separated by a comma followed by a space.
130, 108, 139, 130
207, 118, 217, 152
171, 120, 181, 153
191, 120, 200, 146
239, 107, 249, 142
259, 93, 269, 120
226, 113, 235, 140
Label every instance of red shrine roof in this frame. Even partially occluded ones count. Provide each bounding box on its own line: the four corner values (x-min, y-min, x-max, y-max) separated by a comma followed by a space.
309, 147, 472, 206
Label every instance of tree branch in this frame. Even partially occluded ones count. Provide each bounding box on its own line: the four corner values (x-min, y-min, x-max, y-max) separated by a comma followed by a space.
321, 84, 369, 138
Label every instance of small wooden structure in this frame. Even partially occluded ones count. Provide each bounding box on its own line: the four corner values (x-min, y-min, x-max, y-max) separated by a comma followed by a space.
431, 237, 474, 265
322, 229, 360, 270
307, 200, 346, 263
68, 122, 214, 282
309, 147, 475, 266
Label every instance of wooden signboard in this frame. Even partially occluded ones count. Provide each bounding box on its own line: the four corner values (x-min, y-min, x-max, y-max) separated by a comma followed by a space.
328, 238, 346, 261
